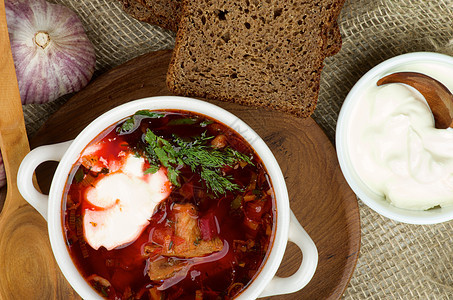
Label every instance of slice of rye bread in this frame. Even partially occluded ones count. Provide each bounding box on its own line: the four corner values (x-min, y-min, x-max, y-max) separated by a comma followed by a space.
118, 0, 343, 57
119, 0, 182, 32
167, 0, 346, 117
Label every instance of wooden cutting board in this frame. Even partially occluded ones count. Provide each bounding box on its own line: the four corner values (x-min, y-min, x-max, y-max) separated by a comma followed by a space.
28, 49, 360, 299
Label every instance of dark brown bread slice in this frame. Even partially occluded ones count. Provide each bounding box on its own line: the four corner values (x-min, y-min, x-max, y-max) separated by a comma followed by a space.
119, 0, 182, 32
167, 0, 345, 117
118, 0, 343, 57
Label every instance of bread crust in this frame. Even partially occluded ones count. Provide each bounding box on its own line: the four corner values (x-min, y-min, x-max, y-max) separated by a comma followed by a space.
118, 0, 344, 58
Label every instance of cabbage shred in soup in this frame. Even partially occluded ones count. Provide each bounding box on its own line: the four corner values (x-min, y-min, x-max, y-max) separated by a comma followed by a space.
62, 110, 276, 299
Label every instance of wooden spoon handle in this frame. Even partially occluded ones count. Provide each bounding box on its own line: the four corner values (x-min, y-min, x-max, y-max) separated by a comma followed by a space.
377, 71, 453, 129
0, 0, 28, 217
0, 1, 79, 298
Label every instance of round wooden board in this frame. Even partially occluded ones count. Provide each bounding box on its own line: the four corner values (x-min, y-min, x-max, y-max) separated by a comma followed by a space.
30, 50, 360, 299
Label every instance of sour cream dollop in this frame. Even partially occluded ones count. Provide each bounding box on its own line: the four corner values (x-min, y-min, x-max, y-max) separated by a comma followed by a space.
82, 154, 171, 250
349, 81, 453, 210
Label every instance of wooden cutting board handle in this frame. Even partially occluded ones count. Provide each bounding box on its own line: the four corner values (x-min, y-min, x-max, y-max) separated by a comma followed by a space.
0, 1, 78, 298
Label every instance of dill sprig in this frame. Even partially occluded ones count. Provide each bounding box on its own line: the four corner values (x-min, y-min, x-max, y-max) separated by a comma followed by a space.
143, 130, 183, 186
142, 129, 253, 195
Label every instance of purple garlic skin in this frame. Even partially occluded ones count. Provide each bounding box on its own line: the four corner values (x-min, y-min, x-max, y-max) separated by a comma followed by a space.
5, 0, 96, 104
0, 153, 5, 189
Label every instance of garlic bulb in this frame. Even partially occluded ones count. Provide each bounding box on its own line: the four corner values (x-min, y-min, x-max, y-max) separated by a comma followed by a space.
5, 0, 96, 104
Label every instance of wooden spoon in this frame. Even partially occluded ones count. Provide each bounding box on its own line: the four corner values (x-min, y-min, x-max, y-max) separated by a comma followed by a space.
377, 71, 453, 129
0, 1, 78, 298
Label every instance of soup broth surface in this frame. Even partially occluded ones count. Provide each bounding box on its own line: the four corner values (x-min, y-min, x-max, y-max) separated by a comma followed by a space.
63, 110, 275, 299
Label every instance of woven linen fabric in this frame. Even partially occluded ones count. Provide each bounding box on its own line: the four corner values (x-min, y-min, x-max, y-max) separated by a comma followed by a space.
20, 0, 453, 299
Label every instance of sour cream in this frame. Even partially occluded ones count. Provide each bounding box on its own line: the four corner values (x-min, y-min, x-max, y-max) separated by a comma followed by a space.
349, 66, 453, 210
83, 154, 171, 250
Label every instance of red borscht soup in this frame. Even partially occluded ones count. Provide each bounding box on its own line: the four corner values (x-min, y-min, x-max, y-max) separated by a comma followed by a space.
62, 110, 276, 299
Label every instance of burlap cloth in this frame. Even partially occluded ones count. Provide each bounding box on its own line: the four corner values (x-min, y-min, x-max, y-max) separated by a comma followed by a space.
21, 0, 453, 298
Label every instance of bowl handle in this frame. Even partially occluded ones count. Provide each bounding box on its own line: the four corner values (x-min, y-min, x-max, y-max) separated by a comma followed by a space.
259, 210, 318, 298
17, 141, 72, 221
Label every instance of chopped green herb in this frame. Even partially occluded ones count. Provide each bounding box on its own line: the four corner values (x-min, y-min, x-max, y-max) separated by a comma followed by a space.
140, 128, 251, 194
144, 165, 160, 174
168, 240, 174, 250
225, 147, 254, 166
143, 129, 182, 186
200, 168, 240, 194
100, 286, 109, 297
134, 110, 165, 119
117, 117, 135, 134
74, 168, 84, 183
167, 167, 180, 186
168, 117, 199, 126
231, 195, 243, 210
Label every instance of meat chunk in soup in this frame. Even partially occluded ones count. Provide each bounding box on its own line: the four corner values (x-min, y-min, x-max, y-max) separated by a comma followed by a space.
161, 203, 223, 258
147, 257, 189, 281
146, 204, 224, 282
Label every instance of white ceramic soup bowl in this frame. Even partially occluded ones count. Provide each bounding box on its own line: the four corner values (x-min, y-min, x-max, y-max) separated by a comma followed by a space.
18, 96, 318, 299
336, 52, 453, 224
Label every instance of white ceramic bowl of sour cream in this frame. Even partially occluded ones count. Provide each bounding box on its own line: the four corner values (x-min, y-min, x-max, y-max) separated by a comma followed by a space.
336, 52, 453, 224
